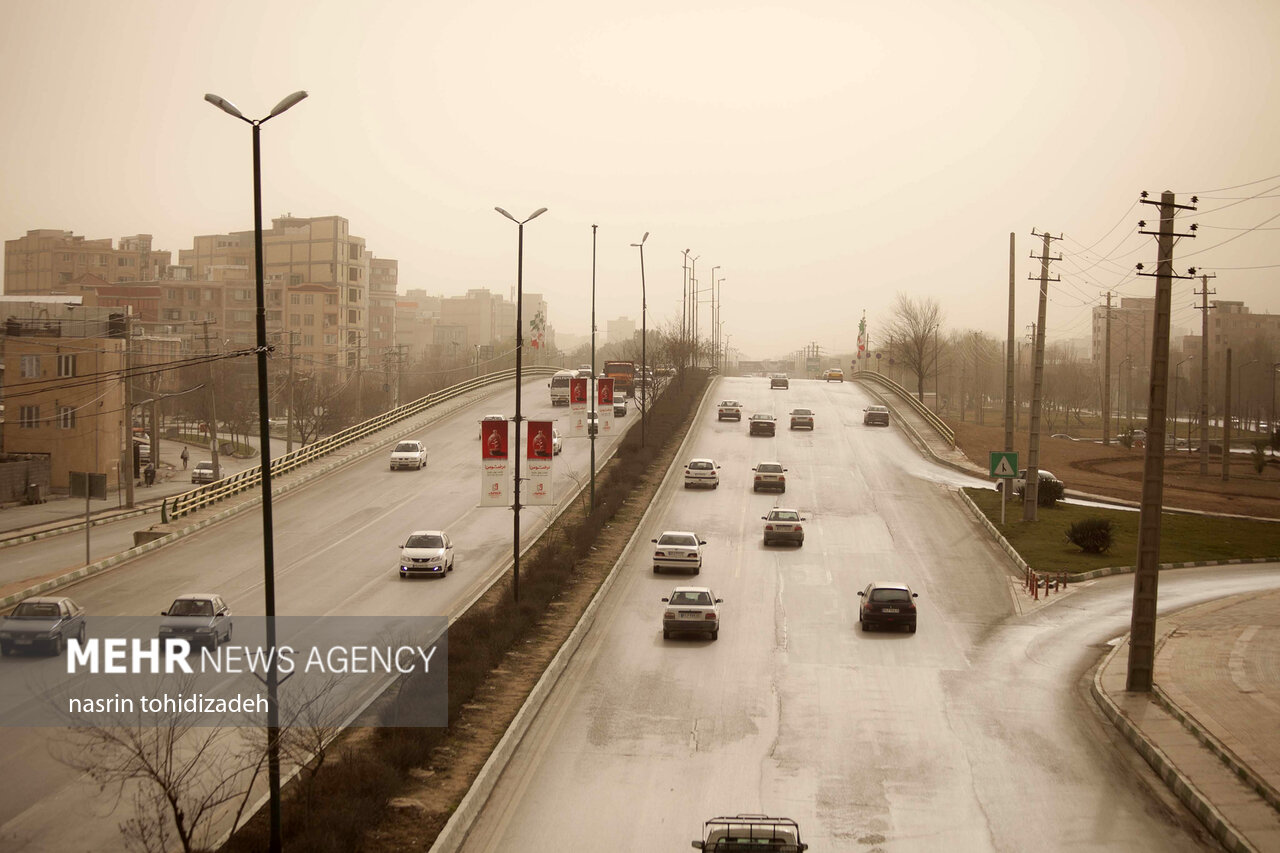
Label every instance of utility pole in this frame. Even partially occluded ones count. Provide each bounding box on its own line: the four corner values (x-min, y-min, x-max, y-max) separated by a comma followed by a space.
286, 331, 297, 453
591, 226, 598, 510
1004, 233, 1015, 453
198, 319, 221, 481
681, 250, 690, 377
1223, 348, 1233, 482
1193, 273, 1216, 475
1102, 291, 1112, 446
1127, 189, 1197, 692
1023, 229, 1061, 520
123, 313, 136, 509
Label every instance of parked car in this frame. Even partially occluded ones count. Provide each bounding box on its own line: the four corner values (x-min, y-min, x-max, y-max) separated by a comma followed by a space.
999, 468, 1062, 495
0, 596, 86, 656
789, 408, 815, 430
159, 593, 232, 650
717, 400, 743, 421
863, 405, 890, 426
762, 508, 805, 546
684, 458, 720, 489
752, 462, 787, 493
399, 530, 455, 578
651, 531, 706, 574
552, 427, 563, 455
749, 413, 777, 436
770, 373, 790, 389
661, 586, 722, 640
190, 460, 218, 484
857, 581, 919, 632
824, 368, 844, 383
389, 440, 428, 470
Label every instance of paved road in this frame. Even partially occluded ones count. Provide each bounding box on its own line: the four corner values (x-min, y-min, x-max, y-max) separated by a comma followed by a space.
0, 378, 634, 853
459, 377, 1280, 851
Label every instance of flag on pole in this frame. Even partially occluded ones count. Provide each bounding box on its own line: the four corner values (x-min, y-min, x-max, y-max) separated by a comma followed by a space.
857, 312, 867, 354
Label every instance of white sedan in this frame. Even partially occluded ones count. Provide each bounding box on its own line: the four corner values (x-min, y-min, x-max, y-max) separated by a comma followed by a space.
399, 530, 455, 578
661, 586, 722, 640
683, 458, 720, 489
651, 531, 706, 574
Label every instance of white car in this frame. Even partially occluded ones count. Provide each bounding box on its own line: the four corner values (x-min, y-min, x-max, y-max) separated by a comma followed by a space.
651, 531, 706, 574
684, 458, 720, 489
399, 530, 455, 578
762, 508, 805, 546
662, 586, 722, 640
752, 462, 787, 493
716, 400, 743, 421
552, 428, 563, 455
1000, 468, 1062, 495
389, 440, 428, 470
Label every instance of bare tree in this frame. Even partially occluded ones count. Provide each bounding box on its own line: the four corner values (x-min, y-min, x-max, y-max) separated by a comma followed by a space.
883, 293, 944, 403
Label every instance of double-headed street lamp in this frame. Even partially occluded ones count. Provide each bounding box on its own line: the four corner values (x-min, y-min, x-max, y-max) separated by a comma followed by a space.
631, 232, 649, 447
495, 206, 547, 603
1173, 356, 1192, 452
204, 87, 307, 853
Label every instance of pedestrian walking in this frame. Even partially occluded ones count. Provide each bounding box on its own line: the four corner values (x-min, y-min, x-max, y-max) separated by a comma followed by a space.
144, 462, 156, 487
180, 446, 189, 469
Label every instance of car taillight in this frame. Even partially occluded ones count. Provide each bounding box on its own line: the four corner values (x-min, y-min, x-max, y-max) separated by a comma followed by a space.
664, 612, 675, 619
654, 550, 666, 557
779, 475, 786, 481
754, 475, 763, 481
704, 613, 716, 620
765, 524, 774, 531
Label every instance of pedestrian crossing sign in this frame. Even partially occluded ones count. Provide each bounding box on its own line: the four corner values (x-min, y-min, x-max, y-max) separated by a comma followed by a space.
989, 451, 1018, 478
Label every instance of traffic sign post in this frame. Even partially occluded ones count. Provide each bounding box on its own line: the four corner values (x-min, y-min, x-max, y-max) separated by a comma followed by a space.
989, 451, 1018, 525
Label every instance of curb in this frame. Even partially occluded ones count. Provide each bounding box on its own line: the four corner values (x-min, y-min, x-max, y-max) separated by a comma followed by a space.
1090, 641, 1260, 853
428, 378, 718, 853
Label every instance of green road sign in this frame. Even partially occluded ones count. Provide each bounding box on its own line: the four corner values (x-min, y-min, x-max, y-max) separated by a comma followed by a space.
989, 451, 1018, 478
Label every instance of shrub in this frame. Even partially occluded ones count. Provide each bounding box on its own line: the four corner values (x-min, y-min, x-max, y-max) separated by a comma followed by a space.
1066, 517, 1114, 553
1037, 477, 1064, 506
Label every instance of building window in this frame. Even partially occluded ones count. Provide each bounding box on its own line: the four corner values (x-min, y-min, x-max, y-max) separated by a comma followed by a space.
289, 314, 301, 326
19, 406, 40, 429
236, 289, 252, 301
303, 314, 315, 326
348, 288, 360, 302
233, 257, 247, 266
323, 334, 337, 346
290, 274, 303, 286
61, 253, 74, 262
304, 294, 314, 305
57, 354, 77, 377
303, 335, 314, 346
203, 288, 216, 301
232, 311, 253, 324
21, 354, 40, 378
164, 308, 181, 321
289, 293, 300, 305
58, 272, 72, 284
168, 288, 179, 299
58, 406, 75, 429
266, 311, 282, 324
348, 309, 359, 324
324, 314, 337, 327
325, 294, 337, 305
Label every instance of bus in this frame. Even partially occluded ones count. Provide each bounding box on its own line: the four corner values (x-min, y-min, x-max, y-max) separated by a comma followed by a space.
548, 369, 577, 406
603, 361, 635, 397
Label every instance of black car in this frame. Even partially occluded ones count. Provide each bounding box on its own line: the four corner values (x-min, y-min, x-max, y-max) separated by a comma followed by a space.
863, 405, 890, 426
770, 374, 790, 389
857, 581, 918, 633
0, 596, 87, 656
748, 413, 777, 436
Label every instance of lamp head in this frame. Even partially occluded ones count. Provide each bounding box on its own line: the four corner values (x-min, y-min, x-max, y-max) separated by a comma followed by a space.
268, 90, 309, 118
204, 93, 245, 120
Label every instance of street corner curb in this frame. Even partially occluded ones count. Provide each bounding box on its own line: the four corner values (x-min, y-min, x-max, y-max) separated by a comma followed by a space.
1090, 642, 1259, 853
956, 488, 1029, 574
1152, 684, 1280, 815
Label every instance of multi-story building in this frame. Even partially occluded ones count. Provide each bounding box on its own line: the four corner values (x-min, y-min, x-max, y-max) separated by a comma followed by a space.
369, 257, 398, 363
0, 299, 127, 493
607, 316, 636, 346
4, 230, 172, 294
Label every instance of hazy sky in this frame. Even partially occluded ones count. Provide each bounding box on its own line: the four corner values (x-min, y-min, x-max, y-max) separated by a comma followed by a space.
3, 0, 1278, 360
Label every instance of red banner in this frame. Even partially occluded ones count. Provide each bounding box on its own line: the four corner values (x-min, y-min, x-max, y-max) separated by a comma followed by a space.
481, 420, 508, 460
598, 377, 615, 435
526, 420, 554, 506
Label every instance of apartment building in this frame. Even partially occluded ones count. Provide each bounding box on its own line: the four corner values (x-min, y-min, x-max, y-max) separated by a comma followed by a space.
0, 299, 127, 493
369, 257, 398, 362
607, 316, 636, 346
4, 230, 172, 294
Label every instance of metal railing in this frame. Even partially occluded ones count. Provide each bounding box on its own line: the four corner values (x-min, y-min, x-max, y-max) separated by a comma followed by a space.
851, 369, 955, 447
165, 367, 559, 520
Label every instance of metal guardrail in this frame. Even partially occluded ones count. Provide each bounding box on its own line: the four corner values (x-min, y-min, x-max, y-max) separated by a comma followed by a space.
165, 367, 559, 520
851, 369, 956, 447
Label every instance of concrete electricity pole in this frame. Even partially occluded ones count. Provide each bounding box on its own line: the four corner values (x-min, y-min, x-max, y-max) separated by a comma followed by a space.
1193, 273, 1216, 475
1223, 348, 1233, 482
1102, 291, 1112, 446
1022, 229, 1060, 520
1127, 189, 1197, 693
1004, 233, 1015, 453
198, 319, 221, 480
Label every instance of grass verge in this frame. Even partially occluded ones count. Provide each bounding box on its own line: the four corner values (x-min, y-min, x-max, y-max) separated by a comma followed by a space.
965, 487, 1280, 573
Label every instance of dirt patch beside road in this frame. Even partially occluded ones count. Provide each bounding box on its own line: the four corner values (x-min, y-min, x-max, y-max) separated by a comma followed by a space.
950, 420, 1280, 520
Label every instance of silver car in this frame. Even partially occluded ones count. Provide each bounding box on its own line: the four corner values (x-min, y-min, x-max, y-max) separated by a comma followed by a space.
159, 593, 232, 650
651, 531, 706, 574
0, 596, 86, 656
661, 586, 722, 640
399, 530, 455, 578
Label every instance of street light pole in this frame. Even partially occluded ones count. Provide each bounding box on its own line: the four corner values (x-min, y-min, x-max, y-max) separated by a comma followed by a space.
1173, 357, 1191, 452
204, 87, 307, 853
495, 205, 547, 603
631, 232, 649, 447
590, 225, 597, 509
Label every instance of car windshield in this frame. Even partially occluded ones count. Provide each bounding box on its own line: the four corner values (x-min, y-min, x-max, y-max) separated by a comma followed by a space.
406, 534, 445, 549
758, 464, 782, 473
769, 511, 799, 521
395, 442, 420, 453
168, 599, 214, 617
11, 602, 59, 620
658, 533, 697, 547
871, 588, 912, 602
670, 591, 713, 606
870, 406, 888, 413
753, 414, 772, 420
196, 463, 212, 470
689, 461, 713, 470
792, 409, 812, 416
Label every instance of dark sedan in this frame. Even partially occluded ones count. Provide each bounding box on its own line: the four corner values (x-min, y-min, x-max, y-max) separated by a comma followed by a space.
857, 581, 919, 633
748, 413, 777, 436
0, 596, 87, 656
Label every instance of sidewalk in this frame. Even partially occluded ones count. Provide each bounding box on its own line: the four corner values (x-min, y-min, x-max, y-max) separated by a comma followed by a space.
1094, 589, 1280, 852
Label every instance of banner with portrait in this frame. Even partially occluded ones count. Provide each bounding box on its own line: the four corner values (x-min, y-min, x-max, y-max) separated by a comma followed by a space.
480, 419, 509, 506
569, 377, 589, 437
525, 420, 555, 506
597, 377, 615, 435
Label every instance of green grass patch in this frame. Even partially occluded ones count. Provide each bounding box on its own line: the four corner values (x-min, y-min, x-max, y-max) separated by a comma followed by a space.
965, 487, 1280, 573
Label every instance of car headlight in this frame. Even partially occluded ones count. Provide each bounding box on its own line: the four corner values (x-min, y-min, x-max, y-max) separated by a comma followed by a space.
195, 627, 214, 634
0, 631, 11, 640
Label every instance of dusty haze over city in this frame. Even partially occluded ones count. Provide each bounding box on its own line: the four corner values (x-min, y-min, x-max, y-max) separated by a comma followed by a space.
2, 0, 1277, 360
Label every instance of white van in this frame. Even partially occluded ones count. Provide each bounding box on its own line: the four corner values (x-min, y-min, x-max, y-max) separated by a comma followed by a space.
548, 369, 577, 406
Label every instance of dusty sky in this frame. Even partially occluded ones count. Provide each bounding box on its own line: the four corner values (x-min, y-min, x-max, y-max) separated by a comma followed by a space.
2, 0, 1277, 360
